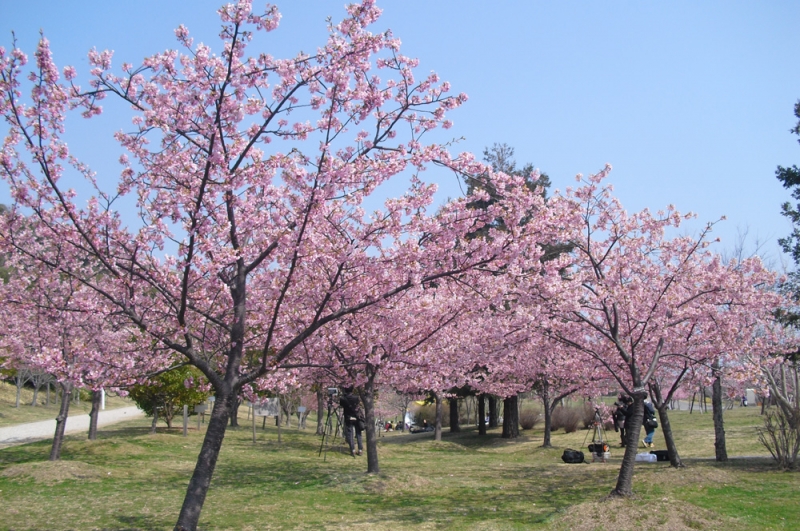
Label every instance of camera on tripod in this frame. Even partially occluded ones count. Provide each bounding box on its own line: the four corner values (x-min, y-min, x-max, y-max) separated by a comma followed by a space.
319, 387, 344, 460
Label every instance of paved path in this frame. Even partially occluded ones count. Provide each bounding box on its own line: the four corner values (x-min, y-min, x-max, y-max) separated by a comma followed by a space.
0, 406, 144, 449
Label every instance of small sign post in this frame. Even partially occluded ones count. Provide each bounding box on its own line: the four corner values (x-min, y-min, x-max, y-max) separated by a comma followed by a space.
194, 404, 207, 431
252, 398, 280, 417
252, 403, 257, 443
251, 398, 280, 443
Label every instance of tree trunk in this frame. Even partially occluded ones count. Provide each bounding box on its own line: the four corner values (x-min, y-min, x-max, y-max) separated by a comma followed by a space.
276, 406, 282, 444
488, 395, 498, 428
544, 400, 556, 448
229, 398, 240, 428
401, 399, 408, 432
359, 379, 380, 474
14, 373, 26, 408
478, 394, 486, 435
434, 392, 443, 441
650, 380, 683, 467
540, 382, 553, 448
316, 388, 325, 436
88, 389, 102, 440
711, 362, 728, 462
502, 395, 519, 439
449, 398, 461, 433
280, 397, 291, 427
174, 391, 232, 531
46, 381, 51, 407
49, 381, 73, 461
31, 385, 39, 407
610, 392, 645, 497
151, 409, 159, 434
655, 404, 683, 467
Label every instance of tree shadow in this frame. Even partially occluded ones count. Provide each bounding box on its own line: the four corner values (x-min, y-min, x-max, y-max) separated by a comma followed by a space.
376, 426, 546, 454
112, 514, 172, 531
683, 456, 780, 473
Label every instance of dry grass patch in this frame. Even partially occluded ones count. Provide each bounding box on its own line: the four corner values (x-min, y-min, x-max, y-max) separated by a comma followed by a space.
1, 459, 108, 484
648, 462, 740, 490
548, 496, 747, 531
361, 472, 434, 496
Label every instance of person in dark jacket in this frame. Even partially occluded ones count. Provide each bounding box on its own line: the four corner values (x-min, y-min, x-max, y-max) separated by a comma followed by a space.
613, 394, 632, 446
339, 386, 364, 457
642, 399, 657, 448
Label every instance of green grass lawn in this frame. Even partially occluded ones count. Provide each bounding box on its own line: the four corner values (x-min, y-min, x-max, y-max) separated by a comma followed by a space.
0, 403, 798, 530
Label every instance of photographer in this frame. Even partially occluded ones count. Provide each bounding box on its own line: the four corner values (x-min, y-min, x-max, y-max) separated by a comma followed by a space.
613, 394, 632, 447
339, 386, 365, 457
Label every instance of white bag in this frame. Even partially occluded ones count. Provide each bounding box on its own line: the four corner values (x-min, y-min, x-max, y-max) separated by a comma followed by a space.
635, 452, 657, 462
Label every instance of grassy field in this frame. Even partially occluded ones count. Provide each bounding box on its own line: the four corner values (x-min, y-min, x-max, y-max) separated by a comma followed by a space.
0, 403, 798, 530
0, 381, 132, 427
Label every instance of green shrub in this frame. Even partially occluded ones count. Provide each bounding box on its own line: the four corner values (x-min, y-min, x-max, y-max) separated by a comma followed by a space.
129, 366, 209, 429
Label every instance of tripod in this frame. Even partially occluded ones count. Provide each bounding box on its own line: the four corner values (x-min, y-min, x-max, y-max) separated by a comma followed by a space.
583, 408, 609, 462
318, 392, 344, 461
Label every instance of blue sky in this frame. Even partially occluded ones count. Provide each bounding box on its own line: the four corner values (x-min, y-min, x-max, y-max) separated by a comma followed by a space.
2, 1, 799, 265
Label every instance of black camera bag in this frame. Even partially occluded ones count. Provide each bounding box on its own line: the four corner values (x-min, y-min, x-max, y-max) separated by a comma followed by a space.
650, 450, 669, 461
561, 448, 585, 464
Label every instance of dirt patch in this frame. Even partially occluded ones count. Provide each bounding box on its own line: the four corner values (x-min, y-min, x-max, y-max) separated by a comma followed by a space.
645, 461, 741, 491
548, 496, 746, 531
362, 473, 433, 495
82, 438, 148, 456
1, 460, 109, 485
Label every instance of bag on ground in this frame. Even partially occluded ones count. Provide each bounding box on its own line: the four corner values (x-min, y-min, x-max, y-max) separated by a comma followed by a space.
650, 450, 669, 461
561, 449, 585, 464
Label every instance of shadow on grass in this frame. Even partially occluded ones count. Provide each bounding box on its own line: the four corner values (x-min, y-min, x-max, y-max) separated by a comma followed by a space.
376, 426, 554, 456
196, 431, 618, 528
682, 455, 780, 472
378, 426, 499, 444
0, 439, 52, 465
114, 514, 171, 531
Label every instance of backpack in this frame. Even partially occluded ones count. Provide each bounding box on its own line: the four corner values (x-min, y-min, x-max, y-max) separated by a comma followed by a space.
650, 450, 669, 462
561, 449, 585, 464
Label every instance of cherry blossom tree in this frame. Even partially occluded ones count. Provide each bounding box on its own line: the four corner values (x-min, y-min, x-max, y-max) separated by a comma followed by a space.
546, 168, 785, 496
0, 2, 557, 528
315, 274, 492, 469
0, 262, 148, 459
